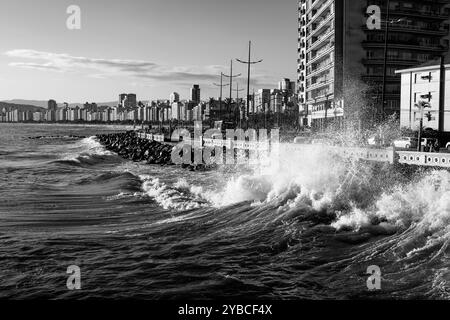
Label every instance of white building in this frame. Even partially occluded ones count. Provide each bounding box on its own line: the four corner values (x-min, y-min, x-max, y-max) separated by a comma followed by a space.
396, 58, 450, 132
170, 92, 180, 104
171, 102, 181, 120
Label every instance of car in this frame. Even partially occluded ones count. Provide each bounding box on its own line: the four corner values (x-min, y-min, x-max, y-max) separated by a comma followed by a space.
392, 137, 417, 149
293, 136, 310, 144
367, 136, 376, 146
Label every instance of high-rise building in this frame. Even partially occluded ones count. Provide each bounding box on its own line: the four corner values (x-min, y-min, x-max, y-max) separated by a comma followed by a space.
171, 102, 181, 120
125, 94, 137, 109
119, 93, 137, 109
190, 85, 201, 104
297, 0, 450, 130
170, 92, 180, 104
48, 99, 57, 111
119, 94, 127, 107
255, 89, 271, 113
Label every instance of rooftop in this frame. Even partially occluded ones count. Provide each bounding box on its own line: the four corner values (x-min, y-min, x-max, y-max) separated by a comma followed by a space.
395, 55, 450, 73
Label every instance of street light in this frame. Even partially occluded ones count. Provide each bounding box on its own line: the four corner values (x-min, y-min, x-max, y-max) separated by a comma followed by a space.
380, 0, 406, 120
236, 41, 263, 125
222, 60, 241, 122
213, 72, 229, 120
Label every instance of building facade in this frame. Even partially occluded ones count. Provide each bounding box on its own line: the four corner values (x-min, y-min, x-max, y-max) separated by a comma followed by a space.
397, 58, 450, 132
48, 99, 57, 111
190, 85, 200, 104
170, 92, 180, 104
297, 0, 450, 130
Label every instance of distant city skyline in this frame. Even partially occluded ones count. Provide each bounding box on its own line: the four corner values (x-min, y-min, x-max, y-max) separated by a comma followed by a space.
0, 0, 297, 102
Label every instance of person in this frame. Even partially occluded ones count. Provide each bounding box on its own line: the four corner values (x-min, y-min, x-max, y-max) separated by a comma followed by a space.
434, 139, 440, 153
427, 140, 433, 152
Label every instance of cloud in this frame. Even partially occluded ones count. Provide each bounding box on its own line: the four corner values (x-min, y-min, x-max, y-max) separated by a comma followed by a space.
4, 49, 281, 89
4, 49, 225, 85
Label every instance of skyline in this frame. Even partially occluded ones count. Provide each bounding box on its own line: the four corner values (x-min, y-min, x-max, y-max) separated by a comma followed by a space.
0, 0, 297, 102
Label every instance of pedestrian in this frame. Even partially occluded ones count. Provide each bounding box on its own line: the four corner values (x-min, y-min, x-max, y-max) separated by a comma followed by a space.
434, 140, 440, 153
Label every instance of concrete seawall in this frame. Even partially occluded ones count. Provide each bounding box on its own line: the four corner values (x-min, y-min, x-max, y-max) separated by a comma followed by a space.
96, 131, 450, 170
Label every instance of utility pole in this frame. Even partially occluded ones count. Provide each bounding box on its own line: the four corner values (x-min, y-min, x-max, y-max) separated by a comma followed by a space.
439, 55, 445, 133
213, 72, 229, 120
380, 0, 391, 121
222, 60, 241, 122
237, 41, 263, 124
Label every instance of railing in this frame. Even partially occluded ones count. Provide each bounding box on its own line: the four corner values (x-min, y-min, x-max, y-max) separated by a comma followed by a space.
133, 133, 450, 168
181, 138, 270, 151
136, 132, 164, 142
397, 151, 450, 167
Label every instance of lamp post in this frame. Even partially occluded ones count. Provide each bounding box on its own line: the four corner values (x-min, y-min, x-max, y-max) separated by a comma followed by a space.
213, 72, 229, 120
380, 0, 406, 121
222, 60, 241, 123
380, 0, 391, 120
236, 41, 263, 125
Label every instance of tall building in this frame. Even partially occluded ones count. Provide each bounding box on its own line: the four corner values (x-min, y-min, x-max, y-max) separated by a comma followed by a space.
171, 102, 181, 120
278, 78, 296, 95
48, 99, 57, 111
125, 94, 137, 109
190, 85, 201, 104
119, 94, 127, 107
297, 0, 450, 130
119, 93, 137, 109
255, 89, 271, 113
170, 92, 180, 104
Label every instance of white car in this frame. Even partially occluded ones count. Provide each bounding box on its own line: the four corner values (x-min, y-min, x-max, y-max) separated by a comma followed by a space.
393, 137, 416, 149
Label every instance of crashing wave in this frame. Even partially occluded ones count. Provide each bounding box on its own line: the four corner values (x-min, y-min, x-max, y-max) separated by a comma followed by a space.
57, 136, 117, 166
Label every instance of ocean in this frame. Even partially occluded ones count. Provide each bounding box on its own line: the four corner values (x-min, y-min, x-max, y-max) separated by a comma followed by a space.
0, 123, 448, 299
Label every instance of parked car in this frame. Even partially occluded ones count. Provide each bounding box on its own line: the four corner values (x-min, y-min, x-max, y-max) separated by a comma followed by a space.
293, 137, 310, 144
392, 137, 417, 149
367, 136, 376, 146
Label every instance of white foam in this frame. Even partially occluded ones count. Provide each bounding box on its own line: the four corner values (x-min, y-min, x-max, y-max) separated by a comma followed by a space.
140, 176, 207, 211
60, 136, 113, 162
332, 170, 450, 239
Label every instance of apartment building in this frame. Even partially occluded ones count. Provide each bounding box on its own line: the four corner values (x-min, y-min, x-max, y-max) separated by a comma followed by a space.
297, 0, 450, 130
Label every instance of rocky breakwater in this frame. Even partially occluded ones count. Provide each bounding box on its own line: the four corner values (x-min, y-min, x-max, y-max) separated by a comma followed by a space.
96, 131, 174, 165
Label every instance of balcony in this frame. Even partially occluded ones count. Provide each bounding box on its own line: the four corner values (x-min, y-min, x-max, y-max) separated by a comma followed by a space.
362, 58, 433, 67
362, 40, 448, 52
306, 77, 334, 92
308, 0, 333, 21
309, 44, 334, 64
362, 24, 449, 36
307, 61, 334, 79
308, 11, 334, 40
308, 29, 334, 52
389, 8, 449, 20
368, 2, 450, 20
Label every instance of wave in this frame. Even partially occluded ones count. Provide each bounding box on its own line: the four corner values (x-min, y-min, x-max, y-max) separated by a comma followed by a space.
139, 175, 209, 211
55, 136, 118, 167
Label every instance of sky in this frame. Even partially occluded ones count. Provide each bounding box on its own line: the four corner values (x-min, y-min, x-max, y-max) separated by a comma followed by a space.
0, 0, 297, 103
